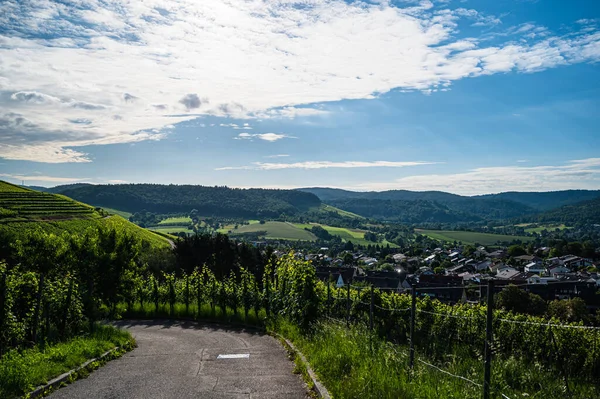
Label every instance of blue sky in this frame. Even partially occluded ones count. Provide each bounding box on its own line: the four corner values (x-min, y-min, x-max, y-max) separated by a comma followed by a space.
0, 0, 599, 195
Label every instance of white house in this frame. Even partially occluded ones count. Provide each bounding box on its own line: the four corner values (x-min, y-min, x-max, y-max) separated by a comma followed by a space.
548, 265, 571, 277
524, 262, 545, 274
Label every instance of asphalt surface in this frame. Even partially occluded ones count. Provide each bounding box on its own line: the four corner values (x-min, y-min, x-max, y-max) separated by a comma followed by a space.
49, 320, 310, 399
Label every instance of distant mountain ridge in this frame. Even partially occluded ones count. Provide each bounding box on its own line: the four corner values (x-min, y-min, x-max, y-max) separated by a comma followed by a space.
298, 187, 600, 223
51, 183, 321, 218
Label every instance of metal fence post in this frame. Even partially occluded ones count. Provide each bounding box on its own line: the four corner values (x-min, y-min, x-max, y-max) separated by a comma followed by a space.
410, 285, 416, 370
265, 276, 270, 317
483, 280, 494, 399
185, 275, 190, 316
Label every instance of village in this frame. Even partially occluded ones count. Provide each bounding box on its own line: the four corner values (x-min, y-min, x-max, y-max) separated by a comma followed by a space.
283, 245, 600, 306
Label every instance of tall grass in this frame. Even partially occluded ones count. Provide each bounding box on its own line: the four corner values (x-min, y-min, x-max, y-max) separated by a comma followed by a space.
0, 324, 135, 398
272, 318, 599, 399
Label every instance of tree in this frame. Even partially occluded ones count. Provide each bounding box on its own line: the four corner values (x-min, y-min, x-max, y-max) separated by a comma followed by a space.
342, 252, 354, 266
547, 298, 589, 323
508, 245, 527, 257
495, 285, 546, 316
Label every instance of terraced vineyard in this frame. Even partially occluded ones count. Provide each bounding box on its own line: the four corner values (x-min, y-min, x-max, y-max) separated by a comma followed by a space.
0, 181, 97, 220
0, 180, 171, 249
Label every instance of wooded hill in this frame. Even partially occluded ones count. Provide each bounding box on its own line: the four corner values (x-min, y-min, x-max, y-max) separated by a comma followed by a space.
50, 184, 322, 218
523, 197, 600, 225
299, 187, 600, 224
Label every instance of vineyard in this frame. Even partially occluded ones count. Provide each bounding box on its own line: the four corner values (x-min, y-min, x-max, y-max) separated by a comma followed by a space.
1, 229, 599, 399
0, 181, 96, 220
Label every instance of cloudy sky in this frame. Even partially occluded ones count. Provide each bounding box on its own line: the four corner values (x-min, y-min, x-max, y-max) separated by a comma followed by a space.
0, 0, 599, 195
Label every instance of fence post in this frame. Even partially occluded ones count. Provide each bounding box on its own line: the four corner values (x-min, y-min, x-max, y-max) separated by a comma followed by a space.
346, 282, 351, 327
243, 278, 248, 322
197, 277, 202, 320
169, 279, 175, 317
483, 280, 494, 399
410, 285, 416, 370
32, 273, 45, 344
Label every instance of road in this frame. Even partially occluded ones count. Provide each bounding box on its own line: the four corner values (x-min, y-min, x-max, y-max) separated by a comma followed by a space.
49, 320, 310, 399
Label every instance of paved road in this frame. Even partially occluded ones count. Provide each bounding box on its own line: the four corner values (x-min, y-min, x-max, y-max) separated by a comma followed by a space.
49, 320, 309, 399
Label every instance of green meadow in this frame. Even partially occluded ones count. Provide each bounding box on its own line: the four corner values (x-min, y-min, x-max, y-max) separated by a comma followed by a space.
415, 229, 534, 246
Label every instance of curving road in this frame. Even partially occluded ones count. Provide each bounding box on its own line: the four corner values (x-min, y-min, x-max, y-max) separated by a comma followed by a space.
49, 320, 309, 399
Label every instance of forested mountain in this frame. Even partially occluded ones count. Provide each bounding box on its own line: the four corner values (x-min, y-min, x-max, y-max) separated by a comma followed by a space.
475, 190, 600, 211
326, 199, 477, 223
524, 197, 600, 224
54, 184, 321, 218
301, 188, 537, 221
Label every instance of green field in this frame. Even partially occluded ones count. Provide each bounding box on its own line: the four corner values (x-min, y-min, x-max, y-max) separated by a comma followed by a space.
148, 225, 194, 235
319, 204, 364, 219
158, 216, 192, 225
523, 224, 571, 234
229, 221, 317, 241
101, 207, 132, 219
416, 229, 534, 246
293, 223, 397, 247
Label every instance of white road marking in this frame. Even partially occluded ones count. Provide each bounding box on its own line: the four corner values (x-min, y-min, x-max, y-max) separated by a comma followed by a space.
217, 354, 250, 359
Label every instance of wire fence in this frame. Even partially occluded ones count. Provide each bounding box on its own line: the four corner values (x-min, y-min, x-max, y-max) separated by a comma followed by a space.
321, 280, 599, 399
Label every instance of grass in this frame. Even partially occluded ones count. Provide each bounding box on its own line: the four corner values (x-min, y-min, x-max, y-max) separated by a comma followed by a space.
415, 229, 534, 246
100, 207, 132, 219
271, 319, 599, 399
228, 221, 317, 241
293, 223, 398, 247
523, 224, 571, 234
0, 216, 172, 250
148, 226, 194, 235
158, 216, 192, 225
0, 324, 135, 398
318, 204, 364, 219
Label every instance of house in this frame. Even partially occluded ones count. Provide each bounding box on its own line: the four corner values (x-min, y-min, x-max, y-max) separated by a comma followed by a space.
474, 260, 491, 271
424, 254, 437, 264
524, 262, 545, 274
513, 255, 542, 266
490, 262, 510, 274
496, 268, 520, 280
315, 266, 357, 287
548, 265, 571, 277
488, 250, 506, 259
392, 253, 407, 263
511, 272, 541, 284
446, 263, 469, 275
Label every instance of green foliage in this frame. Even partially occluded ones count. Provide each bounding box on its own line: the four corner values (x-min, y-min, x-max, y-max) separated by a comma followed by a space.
495, 285, 547, 316
55, 183, 322, 218
0, 324, 134, 398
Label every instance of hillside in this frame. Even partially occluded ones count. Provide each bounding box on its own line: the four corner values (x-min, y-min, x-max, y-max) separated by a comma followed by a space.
525, 197, 600, 225
326, 198, 478, 223
298, 187, 600, 222
475, 190, 600, 211
53, 184, 321, 218
0, 181, 97, 220
300, 188, 536, 222
0, 181, 171, 249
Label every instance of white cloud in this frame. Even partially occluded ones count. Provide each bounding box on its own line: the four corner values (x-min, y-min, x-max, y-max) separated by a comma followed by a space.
0, 0, 598, 162
234, 133, 295, 142
264, 154, 290, 158
216, 160, 436, 170
346, 158, 600, 195
107, 179, 128, 184
0, 173, 88, 183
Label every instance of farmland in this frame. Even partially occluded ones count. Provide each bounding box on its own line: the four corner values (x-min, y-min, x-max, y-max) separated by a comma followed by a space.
0, 181, 97, 220
229, 221, 317, 241
0, 180, 171, 249
415, 229, 534, 246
